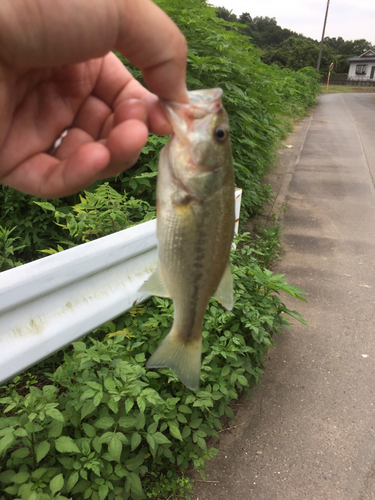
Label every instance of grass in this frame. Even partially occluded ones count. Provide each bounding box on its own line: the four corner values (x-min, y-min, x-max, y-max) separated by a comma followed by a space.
320, 83, 375, 94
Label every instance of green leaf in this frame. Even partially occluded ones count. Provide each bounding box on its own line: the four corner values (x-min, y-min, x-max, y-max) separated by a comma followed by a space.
82, 423, 96, 437
178, 404, 192, 414
221, 365, 231, 377
0, 433, 14, 454
93, 391, 103, 407
98, 431, 113, 444
116, 431, 129, 444
189, 418, 203, 429
177, 413, 188, 424
55, 436, 80, 453
108, 434, 122, 462
94, 417, 115, 430
147, 421, 158, 434
33, 201, 56, 212
84, 487, 92, 499
24, 421, 43, 433
108, 399, 119, 414
224, 406, 234, 418
73, 341, 86, 351
129, 179, 137, 190
14, 427, 28, 437
80, 389, 96, 401
36, 440, 50, 462
136, 396, 146, 413
4, 486, 18, 495
125, 398, 134, 413
49, 422, 63, 438
92, 436, 102, 454
104, 377, 116, 391
125, 453, 144, 471
50, 473, 64, 495
12, 471, 30, 484
98, 484, 109, 500
86, 381, 103, 391
135, 412, 146, 430
197, 436, 207, 451
45, 408, 64, 422
81, 399, 97, 418
118, 415, 137, 429
181, 426, 191, 439
237, 374, 248, 386
185, 395, 195, 404
66, 471, 79, 492
146, 434, 155, 450
131, 432, 142, 451
0, 470, 15, 483
57, 456, 75, 469
168, 423, 183, 441
153, 432, 171, 445
32, 468, 46, 480
81, 439, 90, 455
11, 447, 30, 458
127, 472, 144, 499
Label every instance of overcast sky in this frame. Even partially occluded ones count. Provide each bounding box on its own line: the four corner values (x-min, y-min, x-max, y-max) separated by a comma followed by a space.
210, 0, 374, 45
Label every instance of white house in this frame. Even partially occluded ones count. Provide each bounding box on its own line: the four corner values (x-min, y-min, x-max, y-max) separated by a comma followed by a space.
347, 47, 375, 80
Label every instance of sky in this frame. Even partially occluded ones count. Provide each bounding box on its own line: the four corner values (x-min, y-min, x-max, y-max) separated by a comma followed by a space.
210, 0, 375, 45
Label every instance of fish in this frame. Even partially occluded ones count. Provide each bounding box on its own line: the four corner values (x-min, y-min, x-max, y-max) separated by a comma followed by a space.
139, 88, 235, 391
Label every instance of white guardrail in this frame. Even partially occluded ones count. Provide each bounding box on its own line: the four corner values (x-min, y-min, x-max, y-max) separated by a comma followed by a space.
0, 188, 242, 384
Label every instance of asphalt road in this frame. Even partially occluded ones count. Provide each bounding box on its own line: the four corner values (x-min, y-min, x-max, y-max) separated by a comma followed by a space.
193, 93, 375, 500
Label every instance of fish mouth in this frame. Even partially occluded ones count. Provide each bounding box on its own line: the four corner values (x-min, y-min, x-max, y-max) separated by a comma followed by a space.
162, 88, 223, 139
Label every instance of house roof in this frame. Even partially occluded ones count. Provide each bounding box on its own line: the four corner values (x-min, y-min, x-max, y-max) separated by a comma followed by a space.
347, 56, 375, 63
347, 48, 375, 63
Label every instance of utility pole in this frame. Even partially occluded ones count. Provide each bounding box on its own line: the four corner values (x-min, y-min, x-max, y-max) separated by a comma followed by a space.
317, 0, 330, 71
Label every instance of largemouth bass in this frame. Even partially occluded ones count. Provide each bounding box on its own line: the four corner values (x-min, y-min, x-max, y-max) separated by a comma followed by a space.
140, 88, 235, 390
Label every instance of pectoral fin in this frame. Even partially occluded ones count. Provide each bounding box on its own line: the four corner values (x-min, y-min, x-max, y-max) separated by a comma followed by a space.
213, 261, 233, 311
138, 268, 170, 298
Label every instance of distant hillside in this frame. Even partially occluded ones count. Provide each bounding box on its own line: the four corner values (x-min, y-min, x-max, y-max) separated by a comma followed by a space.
215, 6, 372, 74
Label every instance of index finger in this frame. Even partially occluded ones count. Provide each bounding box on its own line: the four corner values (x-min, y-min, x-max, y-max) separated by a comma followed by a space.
0, 0, 189, 103
116, 0, 189, 103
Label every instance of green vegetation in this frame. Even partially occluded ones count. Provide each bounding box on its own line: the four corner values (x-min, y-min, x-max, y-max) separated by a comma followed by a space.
0, 0, 318, 497
0, 235, 307, 500
321, 84, 375, 94
215, 7, 373, 75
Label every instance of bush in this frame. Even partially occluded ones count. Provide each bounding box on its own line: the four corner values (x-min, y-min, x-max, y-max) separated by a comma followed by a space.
0, 235, 307, 499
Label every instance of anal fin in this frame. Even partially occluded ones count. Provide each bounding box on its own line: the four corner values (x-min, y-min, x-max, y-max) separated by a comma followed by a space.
213, 261, 233, 311
138, 268, 170, 298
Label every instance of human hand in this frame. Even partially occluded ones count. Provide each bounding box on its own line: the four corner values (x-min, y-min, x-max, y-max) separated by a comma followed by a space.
0, 0, 188, 198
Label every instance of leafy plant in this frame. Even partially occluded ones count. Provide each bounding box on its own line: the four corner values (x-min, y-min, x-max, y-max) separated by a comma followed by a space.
0, 234, 307, 500
0, 186, 67, 264
0, 226, 25, 271
34, 183, 155, 245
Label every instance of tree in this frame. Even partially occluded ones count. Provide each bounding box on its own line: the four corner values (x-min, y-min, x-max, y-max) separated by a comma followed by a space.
238, 12, 252, 25
215, 6, 238, 23
262, 37, 336, 74
323, 37, 373, 73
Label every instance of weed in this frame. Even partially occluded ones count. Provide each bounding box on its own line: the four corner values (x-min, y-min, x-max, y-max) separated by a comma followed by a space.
0, 234, 307, 499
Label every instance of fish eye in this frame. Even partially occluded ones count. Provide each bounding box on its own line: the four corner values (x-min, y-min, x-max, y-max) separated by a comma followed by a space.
214, 126, 229, 142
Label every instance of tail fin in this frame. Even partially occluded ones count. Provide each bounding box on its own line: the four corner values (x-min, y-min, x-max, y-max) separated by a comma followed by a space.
146, 330, 202, 391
